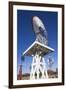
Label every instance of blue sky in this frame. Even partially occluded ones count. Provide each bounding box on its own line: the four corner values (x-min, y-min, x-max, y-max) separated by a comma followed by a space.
17, 10, 58, 74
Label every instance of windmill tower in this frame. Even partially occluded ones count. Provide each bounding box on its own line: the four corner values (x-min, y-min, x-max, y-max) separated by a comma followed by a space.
22, 16, 54, 79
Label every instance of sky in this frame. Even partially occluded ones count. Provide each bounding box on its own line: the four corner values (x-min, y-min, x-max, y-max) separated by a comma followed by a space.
17, 10, 58, 74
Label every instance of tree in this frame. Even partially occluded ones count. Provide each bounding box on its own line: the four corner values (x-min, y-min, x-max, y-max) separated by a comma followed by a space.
21, 55, 25, 63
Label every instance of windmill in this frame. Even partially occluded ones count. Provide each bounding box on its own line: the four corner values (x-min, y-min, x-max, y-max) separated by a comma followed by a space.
47, 57, 54, 70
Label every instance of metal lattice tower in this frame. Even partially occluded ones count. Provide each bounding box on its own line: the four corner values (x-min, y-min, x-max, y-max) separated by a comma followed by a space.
18, 65, 22, 80
30, 53, 48, 79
